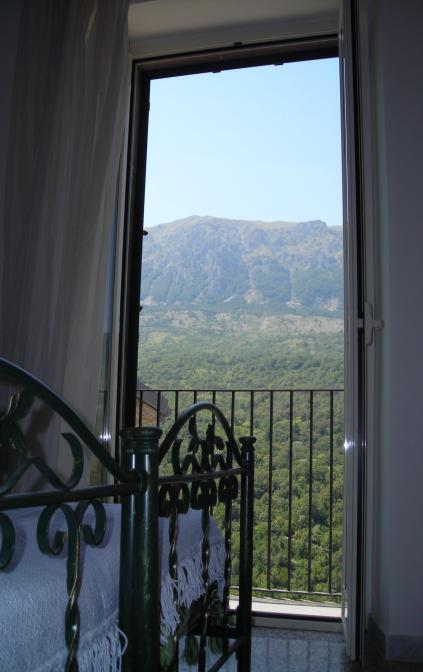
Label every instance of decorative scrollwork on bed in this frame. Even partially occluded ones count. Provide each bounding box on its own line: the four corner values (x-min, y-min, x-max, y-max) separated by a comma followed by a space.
0, 357, 140, 496
37, 500, 107, 672
0, 357, 141, 581
0, 357, 146, 672
159, 483, 190, 517
0, 390, 84, 496
160, 402, 244, 470
157, 402, 255, 671
169, 416, 234, 475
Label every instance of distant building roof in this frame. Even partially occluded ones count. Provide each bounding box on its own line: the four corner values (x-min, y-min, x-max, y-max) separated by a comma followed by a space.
137, 381, 170, 416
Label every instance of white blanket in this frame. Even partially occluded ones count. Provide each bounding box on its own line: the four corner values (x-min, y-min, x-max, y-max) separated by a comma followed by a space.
0, 504, 225, 672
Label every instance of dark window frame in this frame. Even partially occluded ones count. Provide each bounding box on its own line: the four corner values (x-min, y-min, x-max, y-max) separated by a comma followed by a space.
116, 34, 339, 459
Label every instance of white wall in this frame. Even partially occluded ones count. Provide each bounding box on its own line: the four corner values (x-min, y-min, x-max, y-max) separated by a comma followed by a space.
365, 0, 423, 642
128, 0, 338, 58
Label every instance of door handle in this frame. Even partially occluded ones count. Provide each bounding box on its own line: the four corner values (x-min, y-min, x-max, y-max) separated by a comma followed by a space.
363, 301, 383, 346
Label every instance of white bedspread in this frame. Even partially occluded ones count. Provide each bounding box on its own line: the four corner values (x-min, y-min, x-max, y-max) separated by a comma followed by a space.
0, 504, 225, 672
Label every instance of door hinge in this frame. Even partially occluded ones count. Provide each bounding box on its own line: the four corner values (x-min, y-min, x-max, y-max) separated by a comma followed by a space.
361, 301, 383, 346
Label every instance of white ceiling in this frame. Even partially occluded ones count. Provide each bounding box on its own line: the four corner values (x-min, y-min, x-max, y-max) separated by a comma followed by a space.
129, 0, 339, 58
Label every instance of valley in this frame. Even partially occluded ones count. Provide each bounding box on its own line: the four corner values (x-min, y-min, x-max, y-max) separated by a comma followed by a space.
136, 215, 344, 601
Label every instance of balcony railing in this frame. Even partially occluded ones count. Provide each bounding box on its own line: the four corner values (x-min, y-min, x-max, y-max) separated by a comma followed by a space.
135, 387, 344, 604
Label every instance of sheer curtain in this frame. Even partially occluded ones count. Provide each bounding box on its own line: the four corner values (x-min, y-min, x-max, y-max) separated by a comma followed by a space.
0, 0, 130, 489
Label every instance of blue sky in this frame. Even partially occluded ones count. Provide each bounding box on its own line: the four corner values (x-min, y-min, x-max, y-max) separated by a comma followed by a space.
144, 57, 342, 228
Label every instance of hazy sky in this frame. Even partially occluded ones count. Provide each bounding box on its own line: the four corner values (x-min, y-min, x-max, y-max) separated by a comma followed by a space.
144, 57, 342, 229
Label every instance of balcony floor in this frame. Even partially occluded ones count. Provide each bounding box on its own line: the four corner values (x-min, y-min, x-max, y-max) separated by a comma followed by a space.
247, 628, 351, 671
179, 628, 349, 672
180, 627, 423, 671
231, 596, 342, 624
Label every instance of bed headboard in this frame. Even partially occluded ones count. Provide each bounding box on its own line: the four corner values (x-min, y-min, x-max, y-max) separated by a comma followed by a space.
0, 356, 145, 670
0, 357, 255, 672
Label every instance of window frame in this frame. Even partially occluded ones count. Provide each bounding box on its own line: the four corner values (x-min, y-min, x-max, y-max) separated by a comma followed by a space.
116, 34, 339, 452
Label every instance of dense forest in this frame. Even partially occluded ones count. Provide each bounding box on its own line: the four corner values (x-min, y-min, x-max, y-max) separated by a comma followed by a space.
133, 214, 345, 603
138, 305, 344, 603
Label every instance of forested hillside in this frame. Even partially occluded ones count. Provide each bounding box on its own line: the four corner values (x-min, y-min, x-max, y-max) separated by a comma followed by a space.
138, 216, 344, 603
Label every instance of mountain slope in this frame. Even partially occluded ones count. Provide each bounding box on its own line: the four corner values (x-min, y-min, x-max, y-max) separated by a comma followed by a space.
140, 215, 343, 314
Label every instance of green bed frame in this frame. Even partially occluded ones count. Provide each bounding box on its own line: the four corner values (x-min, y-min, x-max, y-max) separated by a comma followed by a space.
0, 357, 255, 672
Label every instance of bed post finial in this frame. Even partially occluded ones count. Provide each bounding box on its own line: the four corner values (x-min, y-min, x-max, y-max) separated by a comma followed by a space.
121, 425, 162, 457
119, 426, 162, 672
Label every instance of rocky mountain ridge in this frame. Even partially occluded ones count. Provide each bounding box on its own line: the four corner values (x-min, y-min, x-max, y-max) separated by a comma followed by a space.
140, 215, 343, 314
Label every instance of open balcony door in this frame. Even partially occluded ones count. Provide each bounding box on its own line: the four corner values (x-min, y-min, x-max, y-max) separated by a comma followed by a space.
340, 0, 380, 659
339, 0, 372, 661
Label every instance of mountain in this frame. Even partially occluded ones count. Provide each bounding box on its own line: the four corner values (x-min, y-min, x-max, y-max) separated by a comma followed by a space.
140, 215, 343, 314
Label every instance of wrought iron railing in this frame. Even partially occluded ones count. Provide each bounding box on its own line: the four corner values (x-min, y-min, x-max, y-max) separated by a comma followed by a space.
135, 387, 344, 603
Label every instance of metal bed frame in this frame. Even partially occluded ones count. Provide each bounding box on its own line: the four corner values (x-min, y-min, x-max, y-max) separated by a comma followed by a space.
0, 357, 255, 672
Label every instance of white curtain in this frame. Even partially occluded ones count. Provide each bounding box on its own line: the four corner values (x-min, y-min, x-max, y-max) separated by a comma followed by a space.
0, 0, 130, 489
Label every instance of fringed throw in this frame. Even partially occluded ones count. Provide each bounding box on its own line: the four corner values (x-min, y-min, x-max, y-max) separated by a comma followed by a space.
160, 540, 226, 644
78, 622, 127, 672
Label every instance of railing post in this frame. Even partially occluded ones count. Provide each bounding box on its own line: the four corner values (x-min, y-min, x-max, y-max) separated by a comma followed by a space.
237, 435, 255, 672
119, 426, 162, 672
